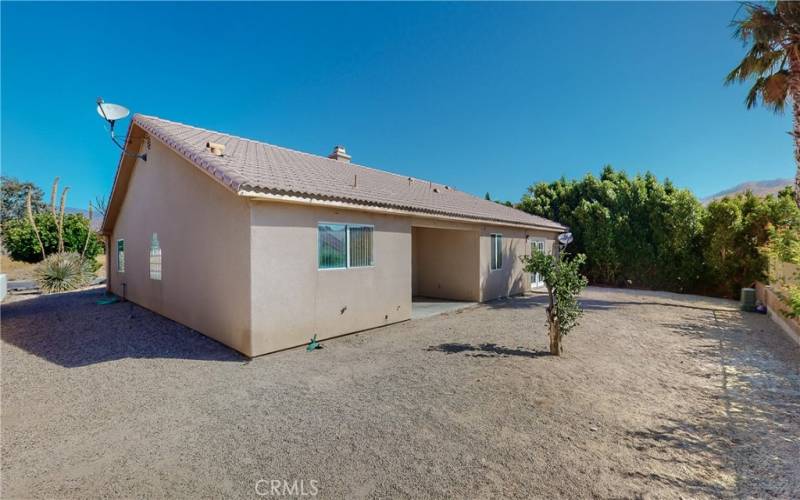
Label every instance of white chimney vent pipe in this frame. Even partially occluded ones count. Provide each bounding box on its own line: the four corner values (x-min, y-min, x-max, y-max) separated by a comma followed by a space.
206, 142, 225, 156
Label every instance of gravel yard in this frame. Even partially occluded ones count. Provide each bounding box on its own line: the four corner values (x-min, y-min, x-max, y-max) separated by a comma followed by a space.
2, 286, 799, 498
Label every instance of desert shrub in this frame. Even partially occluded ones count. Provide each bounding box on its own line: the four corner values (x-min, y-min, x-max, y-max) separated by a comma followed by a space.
2, 213, 102, 263
762, 217, 800, 318
35, 252, 94, 294
784, 286, 800, 318
85, 256, 102, 273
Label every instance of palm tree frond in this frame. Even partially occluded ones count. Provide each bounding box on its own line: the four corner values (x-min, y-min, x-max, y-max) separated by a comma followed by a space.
734, 2, 800, 207
743, 71, 790, 112
763, 70, 790, 110
725, 45, 784, 84
736, 3, 785, 44
730, 1, 796, 116
745, 77, 766, 109
777, 1, 800, 36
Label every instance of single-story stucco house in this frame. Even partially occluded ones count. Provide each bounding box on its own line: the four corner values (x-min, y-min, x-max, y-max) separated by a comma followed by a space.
100, 115, 566, 356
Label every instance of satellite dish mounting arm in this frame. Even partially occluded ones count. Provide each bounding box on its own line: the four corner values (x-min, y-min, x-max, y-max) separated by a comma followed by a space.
96, 97, 147, 161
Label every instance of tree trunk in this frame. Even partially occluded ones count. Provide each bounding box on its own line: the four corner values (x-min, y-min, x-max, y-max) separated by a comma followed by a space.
546, 285, 562, 356
549, 318, 562, 356
790, 53, 800, 208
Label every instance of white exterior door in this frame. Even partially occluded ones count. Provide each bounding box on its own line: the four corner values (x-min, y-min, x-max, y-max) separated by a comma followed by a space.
530, 239, 546, 289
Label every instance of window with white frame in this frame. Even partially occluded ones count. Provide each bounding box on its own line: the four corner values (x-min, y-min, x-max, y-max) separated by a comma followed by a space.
318, 223, 374, 269
530, 238, 546, 287
117, 239, 125, 273
149, 233, 162, 280
490, 234, 503, 270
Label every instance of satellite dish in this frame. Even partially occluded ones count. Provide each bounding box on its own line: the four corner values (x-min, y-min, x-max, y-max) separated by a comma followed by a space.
557, 232, 574, 245
95, 97, 146, 161
96, 101, 130, 122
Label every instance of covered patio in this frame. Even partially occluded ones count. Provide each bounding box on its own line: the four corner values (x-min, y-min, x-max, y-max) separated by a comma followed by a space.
411, 297, 477, 319
411, 225, 480, 302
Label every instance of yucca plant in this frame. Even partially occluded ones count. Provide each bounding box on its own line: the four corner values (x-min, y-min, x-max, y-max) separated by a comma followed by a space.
27, 177, 99, 293
35, 252, 94, 294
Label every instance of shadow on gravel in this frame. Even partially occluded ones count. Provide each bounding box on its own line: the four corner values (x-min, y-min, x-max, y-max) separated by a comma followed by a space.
484, 292, 735, 314
484, 295, 549, 310
623, 309, 800, 497
1, 288, 244, 368
623, 417, 736, 497
427, 342, 550, 358
580, 299, 734, 312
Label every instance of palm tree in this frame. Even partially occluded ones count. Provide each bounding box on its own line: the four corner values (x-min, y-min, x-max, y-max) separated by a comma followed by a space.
726, 1, 800, 207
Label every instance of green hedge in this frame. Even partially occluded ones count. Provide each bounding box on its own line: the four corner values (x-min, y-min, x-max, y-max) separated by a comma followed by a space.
520, 166, 800, 298
2, 213, 103, 263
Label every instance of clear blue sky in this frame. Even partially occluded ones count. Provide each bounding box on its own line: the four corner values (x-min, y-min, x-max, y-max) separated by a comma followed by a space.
1, 1, 793, 209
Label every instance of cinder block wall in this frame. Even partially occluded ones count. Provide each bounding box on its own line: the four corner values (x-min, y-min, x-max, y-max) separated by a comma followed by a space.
755, 282, 800, 346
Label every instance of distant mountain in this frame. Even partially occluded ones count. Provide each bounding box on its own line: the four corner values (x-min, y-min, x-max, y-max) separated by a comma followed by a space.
701, 178, 793, 204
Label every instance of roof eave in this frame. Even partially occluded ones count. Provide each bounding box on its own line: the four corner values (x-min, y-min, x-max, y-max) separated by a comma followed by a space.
99, 122, 143, 235
238, 187, 566, 232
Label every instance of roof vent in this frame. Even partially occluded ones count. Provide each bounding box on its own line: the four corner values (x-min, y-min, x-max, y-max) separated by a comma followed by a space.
206, 142, 225, 156
328, 145, 351, 163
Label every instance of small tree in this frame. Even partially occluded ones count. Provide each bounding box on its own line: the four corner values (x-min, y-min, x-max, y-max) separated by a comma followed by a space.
522, 250, 588, 355
1, 176, 46, 222
93, 194, 109, 219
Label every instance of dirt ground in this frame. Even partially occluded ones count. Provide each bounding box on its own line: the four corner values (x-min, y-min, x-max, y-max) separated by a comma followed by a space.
1, 287, 799, 498
0, 255, 38, 281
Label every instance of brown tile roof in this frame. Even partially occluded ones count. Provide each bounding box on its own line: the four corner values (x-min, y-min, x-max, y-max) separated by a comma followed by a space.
133, 114, 565, 230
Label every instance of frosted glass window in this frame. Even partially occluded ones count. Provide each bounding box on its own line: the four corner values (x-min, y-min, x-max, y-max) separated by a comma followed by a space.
149, 233, 162, 280
117, 239, 125, 273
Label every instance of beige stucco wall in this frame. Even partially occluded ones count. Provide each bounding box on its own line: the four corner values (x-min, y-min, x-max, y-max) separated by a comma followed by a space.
108, 140, 561, 357
108, 140, 253, 354
246, 207, 558, 354
249, 202, 412, 355
479, 225, 558, 302
411, 226, 479, 301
